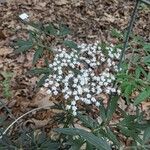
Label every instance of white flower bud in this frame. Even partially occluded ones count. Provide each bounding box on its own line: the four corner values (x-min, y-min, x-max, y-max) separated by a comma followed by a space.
66, 105, 71, 110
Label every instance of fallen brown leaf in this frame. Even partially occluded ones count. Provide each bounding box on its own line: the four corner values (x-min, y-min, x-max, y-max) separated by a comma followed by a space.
55, 0, 68, 6
0, 30, 6, 40
0, 47, 13, 56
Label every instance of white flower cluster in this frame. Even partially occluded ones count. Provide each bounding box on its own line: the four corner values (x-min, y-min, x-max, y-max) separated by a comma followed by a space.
42, 41, 121, 116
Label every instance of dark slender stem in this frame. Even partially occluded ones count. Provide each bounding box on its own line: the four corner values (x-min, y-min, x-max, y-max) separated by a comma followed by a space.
119, 0, 140, 68
107, 0, 141, 109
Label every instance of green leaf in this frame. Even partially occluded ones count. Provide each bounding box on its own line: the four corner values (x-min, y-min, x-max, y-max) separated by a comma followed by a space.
86, 142, 94, 150
69, 138, 85, 150
98, 128, 120, 147
143, 127, 150, 143
77, 113, 98, 129
141, 0, 150, 5
98, 42, 108, 56
134, 88, 150, 105
118, 126, 142, 144
139, 67, 148, 78
63, 40, 80, 51
45, 23, 58, 36
59, 24, 70, 36
111, 28, 123, 39
29, 67, 50, 75
55, 128, 111, 150
37, 74, 49, 87
143, 43, 150, 52
143, 56, 150, 64
106, 96, 119, 121
32, 47, 44, 64
118, 115, 139, 130
105, 127, 120, 146
40, 142, 60, 149
99, 103, 107, 121
135, 67, 141, 79
15, 39, 33, 53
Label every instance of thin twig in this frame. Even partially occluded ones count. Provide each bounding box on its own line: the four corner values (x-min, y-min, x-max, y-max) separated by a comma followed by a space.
0, 104, 52, 139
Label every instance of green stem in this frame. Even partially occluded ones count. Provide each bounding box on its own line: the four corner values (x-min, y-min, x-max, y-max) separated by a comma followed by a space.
119, 0, 140, 68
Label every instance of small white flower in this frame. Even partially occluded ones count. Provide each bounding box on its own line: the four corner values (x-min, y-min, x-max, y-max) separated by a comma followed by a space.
91, 97, 96, 102
73, 91, 78, 95
64, 87, 69, 91
91, 83, 96, 87
53, 62, 57, 66
99, 81, 104, 86
111, 88, 116, 93
100, 76, 105, 82
77, 87, 83, 95
44, 83, 49, 87
71, 101, 76, 105
95, 101, 100, 107
91, 73, 95, 77
49, 64, 53, 67
64, 94, 69, 99
19, 13, 29, 20
53, 67, 57, 71
110, 75, 115, 80
52, 86, 57, 91
40, 87, 44, 91
107, 79, 112, 83
75, 95, 80, 100
66, 105, 71, 110
106, 89, 110, 94
83, 72, 88, 77
97, 62, 100, 65
85, 99, 91, 104
87, 94, 92, 98
73, 84, 77, 88
104, 82, 108, 86
80, 80, 85, 86
58, 70, 63, 75
84, 88, 89, 92
86, 60, 91, 64
74, 78, 78, 83
96, 87, 102, 93
59, 53, 64, 58
109, 53, 114, 58
67, 90, 72, 95
68, 73, 74, 78
55, 82, 59, 87
72, 106, 77, 111
46, 89, 51, 95
58, 66, 62, 70
53, 90, 58, 95
53, 75, 57, 78
101, 57, 105, 62
72, 111, 77, 116
117, 89, 121, 95
91, 87, 95, 92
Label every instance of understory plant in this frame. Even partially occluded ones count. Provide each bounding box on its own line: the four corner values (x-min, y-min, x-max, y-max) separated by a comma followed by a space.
0, 1, 150, 149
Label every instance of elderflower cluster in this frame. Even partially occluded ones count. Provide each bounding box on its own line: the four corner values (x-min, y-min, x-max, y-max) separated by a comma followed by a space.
43, 41, 121, 116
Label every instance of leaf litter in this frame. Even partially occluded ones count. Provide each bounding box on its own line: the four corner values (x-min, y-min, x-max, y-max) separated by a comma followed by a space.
0, 0, 150, 147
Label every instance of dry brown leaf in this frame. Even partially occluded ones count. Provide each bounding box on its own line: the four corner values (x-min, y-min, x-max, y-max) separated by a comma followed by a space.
30, 90, 54, 109
0, 47, 13, 56
38, 2, 47, 7
0, 30, 6, 40
23, 118, 50, 129
74, 123, 91, 132
103, 13, 116, 23
55, 0, 68, 6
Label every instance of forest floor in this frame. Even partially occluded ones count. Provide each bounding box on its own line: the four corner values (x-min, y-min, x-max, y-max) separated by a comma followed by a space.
0, 0, 150, 148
